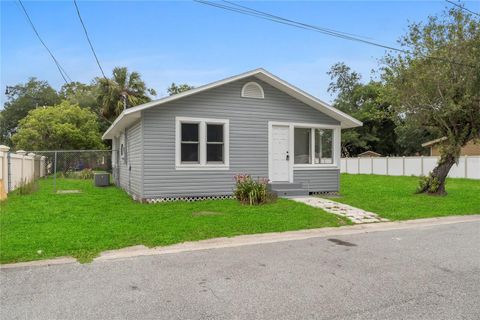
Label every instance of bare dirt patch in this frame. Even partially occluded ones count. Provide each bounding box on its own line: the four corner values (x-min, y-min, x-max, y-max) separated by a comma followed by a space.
192, 211, 224, 217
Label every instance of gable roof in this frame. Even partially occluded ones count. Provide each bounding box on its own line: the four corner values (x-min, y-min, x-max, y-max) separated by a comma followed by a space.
102, 68, 362, 140
358, 150, 381, 157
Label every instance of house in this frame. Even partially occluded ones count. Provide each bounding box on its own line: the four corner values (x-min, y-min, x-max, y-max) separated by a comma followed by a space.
358, 151, 381, 157
422, 137, 480, 156
102, 69, 362, 202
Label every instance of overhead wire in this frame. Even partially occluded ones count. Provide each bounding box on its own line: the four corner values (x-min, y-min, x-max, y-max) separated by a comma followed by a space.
445, 0, 480, 17
195, 0, 477, 68
73, 0, 107, 79
17, 0, 72, 84
223, 0, 376, 41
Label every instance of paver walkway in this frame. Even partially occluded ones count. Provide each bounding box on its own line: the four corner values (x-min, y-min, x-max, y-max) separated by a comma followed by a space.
290, 196, 388, 224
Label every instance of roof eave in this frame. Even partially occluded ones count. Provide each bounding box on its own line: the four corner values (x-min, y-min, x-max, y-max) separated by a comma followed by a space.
102, 111, 141, 140
341, 119, 363, 129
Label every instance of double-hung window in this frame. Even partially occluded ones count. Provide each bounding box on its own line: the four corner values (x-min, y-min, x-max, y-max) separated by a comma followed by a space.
176, 117, 229, 169
180, 123, 200, 163
294, 126, 336, 166
206, 124, 224, 163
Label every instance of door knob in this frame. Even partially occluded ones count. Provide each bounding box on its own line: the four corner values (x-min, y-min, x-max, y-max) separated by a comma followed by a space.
286, 151, 290, 161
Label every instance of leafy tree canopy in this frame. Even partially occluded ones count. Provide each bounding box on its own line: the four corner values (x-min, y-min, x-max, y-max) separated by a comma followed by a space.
167, 83, 195, 95
328, 62, 401, 156
12, 101, 105, 151
59, 81, 112, 133
59, 81, 98, 110
1, 67, 159, 148
0, 78, 60, 145
383, 7, 480, 194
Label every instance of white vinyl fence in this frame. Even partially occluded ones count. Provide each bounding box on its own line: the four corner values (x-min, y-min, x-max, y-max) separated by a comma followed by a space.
0, 145, 46, 194
341, 156, 480, 180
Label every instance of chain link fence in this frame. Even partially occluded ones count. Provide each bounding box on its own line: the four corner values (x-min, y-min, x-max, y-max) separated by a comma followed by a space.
26, 150, 114, 193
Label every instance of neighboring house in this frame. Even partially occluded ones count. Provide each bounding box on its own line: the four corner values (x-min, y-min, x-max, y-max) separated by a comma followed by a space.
358, 151, 381, 157
102, 69, 362, 202
422, 137, 480, 156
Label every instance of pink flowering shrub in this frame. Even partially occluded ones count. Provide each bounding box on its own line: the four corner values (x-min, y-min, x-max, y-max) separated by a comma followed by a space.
233, 174, 276, 205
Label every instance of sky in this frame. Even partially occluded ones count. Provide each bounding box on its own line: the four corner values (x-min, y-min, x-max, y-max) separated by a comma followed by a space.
1, 0, 479, 107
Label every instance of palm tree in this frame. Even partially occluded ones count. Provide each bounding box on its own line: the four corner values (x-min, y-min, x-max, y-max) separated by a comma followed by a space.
97, 67, 156, 121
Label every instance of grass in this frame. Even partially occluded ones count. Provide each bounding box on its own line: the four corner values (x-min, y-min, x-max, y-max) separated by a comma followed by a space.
330, 174, 480, 221
0, 178, 349, 264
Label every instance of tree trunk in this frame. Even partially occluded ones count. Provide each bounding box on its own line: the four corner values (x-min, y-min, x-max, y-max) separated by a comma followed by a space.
418, 152, 456, 195
431, 153, 456, 195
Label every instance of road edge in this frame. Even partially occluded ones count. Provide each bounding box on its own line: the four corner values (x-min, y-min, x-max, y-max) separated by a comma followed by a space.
2, 215, 479, 269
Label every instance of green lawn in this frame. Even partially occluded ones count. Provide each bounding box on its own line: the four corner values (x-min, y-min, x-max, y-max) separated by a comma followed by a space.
331, 174, 480, 221
0, 179, 349, 264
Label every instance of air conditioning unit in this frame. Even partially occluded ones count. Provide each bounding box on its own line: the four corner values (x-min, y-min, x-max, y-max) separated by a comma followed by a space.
94, 173, 110, 187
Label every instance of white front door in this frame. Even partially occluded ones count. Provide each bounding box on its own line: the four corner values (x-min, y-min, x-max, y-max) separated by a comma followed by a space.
271, 125, 290, 182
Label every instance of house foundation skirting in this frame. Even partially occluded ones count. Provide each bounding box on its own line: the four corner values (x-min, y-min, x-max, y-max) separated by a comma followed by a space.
309, 191, 340, 197
129, 191, 339, 203
144, 194, 235, 204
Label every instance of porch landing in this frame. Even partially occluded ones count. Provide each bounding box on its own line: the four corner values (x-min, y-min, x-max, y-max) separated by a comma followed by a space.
268, 182, 309, 197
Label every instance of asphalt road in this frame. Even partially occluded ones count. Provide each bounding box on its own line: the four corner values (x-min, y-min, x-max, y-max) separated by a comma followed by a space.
1, 220, 479, 320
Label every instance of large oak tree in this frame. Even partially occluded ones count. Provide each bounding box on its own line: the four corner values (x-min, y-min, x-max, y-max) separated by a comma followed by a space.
383, 7, 480, 195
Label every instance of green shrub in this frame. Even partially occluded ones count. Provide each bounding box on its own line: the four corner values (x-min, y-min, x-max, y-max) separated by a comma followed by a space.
77, 168, 94, 180
233, 174, 276, 205
416, 174, 441, 194
16, 179, 38, 195
58, 168, 94, 180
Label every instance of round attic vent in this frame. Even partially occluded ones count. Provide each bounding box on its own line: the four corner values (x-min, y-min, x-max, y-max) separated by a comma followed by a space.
241, 82, 264, 99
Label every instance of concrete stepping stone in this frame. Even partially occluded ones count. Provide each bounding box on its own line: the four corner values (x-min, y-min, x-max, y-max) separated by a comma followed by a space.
289, 196, 388, 224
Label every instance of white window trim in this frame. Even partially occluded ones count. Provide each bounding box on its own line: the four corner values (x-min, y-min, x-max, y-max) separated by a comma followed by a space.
241, 81, 265, 99
268, 121, 341, 182
175, 117, 230, 170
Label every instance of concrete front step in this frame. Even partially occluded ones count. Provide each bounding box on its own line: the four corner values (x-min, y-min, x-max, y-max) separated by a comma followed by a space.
271, 188, 309, 197
272, 189, 308, 197
269, 182, 308, 197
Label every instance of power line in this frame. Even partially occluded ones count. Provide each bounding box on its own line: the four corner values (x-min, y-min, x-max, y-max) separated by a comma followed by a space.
17, 0, 72, 84
445, 0, 480, 17
196, 0, 409, 52
195, 0, 477, 68
73, 0, 107, 79
223, 0, 375, 41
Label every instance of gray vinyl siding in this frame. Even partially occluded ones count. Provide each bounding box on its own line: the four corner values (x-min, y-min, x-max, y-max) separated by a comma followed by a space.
142, 77, 340, 198
112, 137, 119, 186
118, 134, 128, 191
118, 120, 143, 197
293, 169, 340, 192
